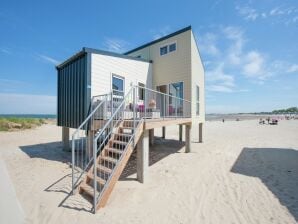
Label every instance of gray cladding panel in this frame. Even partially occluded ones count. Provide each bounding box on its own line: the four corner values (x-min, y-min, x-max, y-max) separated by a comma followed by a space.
57, 53, 90, 128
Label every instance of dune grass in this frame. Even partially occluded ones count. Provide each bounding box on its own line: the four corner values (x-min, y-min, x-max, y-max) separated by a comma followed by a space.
0, 117, 46, 131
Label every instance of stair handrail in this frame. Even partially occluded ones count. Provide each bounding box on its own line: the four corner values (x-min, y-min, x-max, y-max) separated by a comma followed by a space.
93, 87, 134, 143
71, 91, 111, 193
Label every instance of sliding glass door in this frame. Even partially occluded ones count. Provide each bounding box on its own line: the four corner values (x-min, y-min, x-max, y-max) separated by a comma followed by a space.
169, 82, 183, 116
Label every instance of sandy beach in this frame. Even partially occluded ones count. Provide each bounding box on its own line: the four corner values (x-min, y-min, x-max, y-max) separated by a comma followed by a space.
0, 119, 297, 224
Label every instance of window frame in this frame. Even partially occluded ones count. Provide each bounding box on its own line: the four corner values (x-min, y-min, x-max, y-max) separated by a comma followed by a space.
168, 42, 177, 53
168, 81, 184, 105
111, 74, 125, 96
138, 82, 145, 101
160, 45, 168, 56
159, 41, 177, 56
196, 85, 200, 116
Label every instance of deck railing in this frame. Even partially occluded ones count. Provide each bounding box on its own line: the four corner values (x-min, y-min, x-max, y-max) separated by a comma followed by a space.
71, 85, 191, 211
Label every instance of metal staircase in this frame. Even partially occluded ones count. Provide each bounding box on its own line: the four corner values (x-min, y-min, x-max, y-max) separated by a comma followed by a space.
71, 85, 191, 213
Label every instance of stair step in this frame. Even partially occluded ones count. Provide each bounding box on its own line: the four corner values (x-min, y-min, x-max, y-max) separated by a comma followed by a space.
87, 173, 106, 186
114, 133, 132, 142
120, 126, 134, 129
100, 156, 118, 164
106, 148, 124, 155
111, 140, 127, 145
114, 133, 132, 137
80, 183, 99, 198
97, 164, 112, 174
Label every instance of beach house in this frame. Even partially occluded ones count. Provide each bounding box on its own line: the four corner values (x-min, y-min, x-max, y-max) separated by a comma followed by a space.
56, 25, 205, 212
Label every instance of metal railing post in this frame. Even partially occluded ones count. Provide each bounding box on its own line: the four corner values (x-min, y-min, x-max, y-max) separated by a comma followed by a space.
144, 87, 146, 120
133, 86, 136, 146
72, 135, 75, 194
163, 94, 166, 119
111, 91, 113, 119
175, 98, 177, 118
93, 139, 97, 213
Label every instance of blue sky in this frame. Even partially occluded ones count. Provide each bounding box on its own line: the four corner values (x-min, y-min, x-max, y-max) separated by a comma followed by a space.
0, 0, 297, 114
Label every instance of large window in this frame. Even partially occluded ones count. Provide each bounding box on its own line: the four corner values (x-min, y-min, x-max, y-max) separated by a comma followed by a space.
112, 75, 124, 96
160, 42, 177, 56
169, 82, 183, 115
196, 85, 200, 116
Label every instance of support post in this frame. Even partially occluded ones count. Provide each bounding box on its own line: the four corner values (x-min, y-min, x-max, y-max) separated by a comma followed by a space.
137, 130, 149, 183
149, 129, 154, 146
199, 122, 203, 143
62, 127, 70, 151
185, 124, 192, 153
86, 130, 95, 158
179, 124, 183, 142
162, 126, 166, 139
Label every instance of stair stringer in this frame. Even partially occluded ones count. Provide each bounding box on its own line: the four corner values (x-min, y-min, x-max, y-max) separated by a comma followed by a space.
96, 120, 144, 209
78, 121, 125, 194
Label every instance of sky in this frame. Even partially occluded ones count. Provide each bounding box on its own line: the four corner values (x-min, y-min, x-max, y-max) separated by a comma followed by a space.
0, 0, 297, 114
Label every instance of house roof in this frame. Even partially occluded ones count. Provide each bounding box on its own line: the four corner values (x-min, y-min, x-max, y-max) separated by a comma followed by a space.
56, 47, 151, 69
124, 26, 192, 55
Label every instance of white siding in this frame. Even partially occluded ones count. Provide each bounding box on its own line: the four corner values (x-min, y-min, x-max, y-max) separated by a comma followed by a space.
127, 30, 193, 116
191, 30, 205, 123
91, 53, 152, 97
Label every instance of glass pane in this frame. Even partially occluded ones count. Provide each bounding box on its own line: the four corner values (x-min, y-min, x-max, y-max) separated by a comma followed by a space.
112, 76, 124, 96
138, 83, 145, 100
160, 46, 168, 55
196, 102, 200, 115
169, 82, 183, 116
169, 43, 176, 52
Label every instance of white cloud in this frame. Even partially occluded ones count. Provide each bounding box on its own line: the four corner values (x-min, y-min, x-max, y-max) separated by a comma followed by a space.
205, 63, 237, 93
103, 38, 129, 53
206, 63, 235, 87
270, 7, 285, 16
236, 4, 298, 25
197, 32, 220, 56
0, 93, 56, 114
236, 6, 259, 21
152, 26, 172, 40
243, 51, 266, 78
207, 85, 234, 93
287, 64, 298, 73
0, 48, 12, 55
223, 26, 244, 65
36, 54, 60, 65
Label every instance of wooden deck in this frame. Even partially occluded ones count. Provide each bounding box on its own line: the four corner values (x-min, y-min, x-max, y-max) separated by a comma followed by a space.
91, 117, 192, 131
143, 117, 192, 129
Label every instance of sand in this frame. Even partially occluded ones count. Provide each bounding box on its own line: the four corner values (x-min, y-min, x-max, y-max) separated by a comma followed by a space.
0, 119, 297, 224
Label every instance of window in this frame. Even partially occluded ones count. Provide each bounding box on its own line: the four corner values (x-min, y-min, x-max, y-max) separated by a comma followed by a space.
196, 86, 200, 116
160, 46, 168, 56
169, 82, 184, 115
169, 43, 176, 52
138, 82, 145, 100
112, 75, 124, 96
160, 42, 177, 56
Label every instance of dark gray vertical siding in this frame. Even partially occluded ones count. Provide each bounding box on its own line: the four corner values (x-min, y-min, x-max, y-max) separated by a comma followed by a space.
57, 53, 91, 129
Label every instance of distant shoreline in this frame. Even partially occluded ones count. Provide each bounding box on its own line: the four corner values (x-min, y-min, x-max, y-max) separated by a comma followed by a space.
0, 113, 296, 122
0, 114, 56, 119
